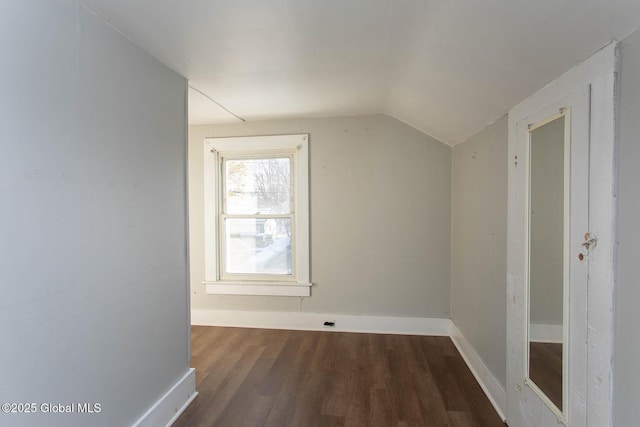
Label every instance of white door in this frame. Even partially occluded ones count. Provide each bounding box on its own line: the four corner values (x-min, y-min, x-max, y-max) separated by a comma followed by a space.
506, 44, 617, 427
507, 87, 589, 426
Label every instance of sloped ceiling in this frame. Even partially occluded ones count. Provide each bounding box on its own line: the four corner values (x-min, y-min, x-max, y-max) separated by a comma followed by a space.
78, 0, 640, 145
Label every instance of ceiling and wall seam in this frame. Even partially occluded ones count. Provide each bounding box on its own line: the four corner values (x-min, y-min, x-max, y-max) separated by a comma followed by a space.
73, 1, 640, 147
189, 85, 245, 122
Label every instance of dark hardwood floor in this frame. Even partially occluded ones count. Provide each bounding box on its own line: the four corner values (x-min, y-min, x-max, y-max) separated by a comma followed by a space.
529, 341, 563, 411
173, 326, 506, 427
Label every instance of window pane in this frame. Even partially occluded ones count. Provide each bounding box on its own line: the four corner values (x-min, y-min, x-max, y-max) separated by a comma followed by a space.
225, 158, 291, 214
224, 218, 292, 275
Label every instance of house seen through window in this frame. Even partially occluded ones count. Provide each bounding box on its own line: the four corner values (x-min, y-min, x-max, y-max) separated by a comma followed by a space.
222, 156, 293, 277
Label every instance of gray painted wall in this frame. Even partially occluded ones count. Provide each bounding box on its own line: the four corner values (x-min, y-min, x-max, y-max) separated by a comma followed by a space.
0, 2, 189, 426
451, 116, 508, 387
189, 115, 451, 317
614, 29, 640, 427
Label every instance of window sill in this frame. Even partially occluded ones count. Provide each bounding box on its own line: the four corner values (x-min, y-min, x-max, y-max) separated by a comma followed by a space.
204, 281, 311, 297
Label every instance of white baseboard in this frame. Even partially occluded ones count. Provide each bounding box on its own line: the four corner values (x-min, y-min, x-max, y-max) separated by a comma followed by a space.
530, 323, 563, 343
191, 309, 452, 336
450, 324, 506, 422
132, 368, 197, 427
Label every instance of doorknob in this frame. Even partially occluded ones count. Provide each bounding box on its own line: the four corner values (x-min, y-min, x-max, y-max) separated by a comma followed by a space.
578, 232, 597, 260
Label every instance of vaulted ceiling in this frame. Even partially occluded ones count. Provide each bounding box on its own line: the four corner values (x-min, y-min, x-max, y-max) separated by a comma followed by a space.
78, 0, 640, 145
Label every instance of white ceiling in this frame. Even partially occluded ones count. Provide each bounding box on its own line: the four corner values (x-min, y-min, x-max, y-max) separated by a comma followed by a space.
78, 0, 640, 145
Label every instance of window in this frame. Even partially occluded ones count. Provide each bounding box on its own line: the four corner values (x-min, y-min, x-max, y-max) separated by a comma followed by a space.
203, 134, 310, 296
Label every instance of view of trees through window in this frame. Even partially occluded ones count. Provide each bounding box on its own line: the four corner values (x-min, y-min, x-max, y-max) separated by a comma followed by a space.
223, 157, 293, 276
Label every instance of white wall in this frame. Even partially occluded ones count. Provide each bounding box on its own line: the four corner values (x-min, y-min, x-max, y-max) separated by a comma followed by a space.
451, 117, 508, 387
189, 115, 451, 318
614, 28, 640, 427
0, 2, 190, 426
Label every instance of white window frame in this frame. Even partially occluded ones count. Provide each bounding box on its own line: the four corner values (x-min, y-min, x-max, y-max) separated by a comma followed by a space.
203, 134, 311, 297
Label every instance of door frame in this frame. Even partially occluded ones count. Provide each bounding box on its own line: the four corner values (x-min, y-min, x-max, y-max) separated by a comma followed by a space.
507, 43, 618, 426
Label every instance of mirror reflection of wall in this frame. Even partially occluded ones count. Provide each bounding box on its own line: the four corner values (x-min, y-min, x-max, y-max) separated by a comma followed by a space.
528, 115, 565, 412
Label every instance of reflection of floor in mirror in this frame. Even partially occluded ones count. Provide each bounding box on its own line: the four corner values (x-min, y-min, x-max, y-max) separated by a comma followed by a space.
529, 341, 563, 410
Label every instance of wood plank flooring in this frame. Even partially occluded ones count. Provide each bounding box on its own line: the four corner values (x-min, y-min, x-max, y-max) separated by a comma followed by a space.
529, 341, 563, 411
173, 326, 506, 427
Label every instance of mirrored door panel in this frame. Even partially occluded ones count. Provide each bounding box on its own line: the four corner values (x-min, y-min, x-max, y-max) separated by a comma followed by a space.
527, 113, 567, 414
